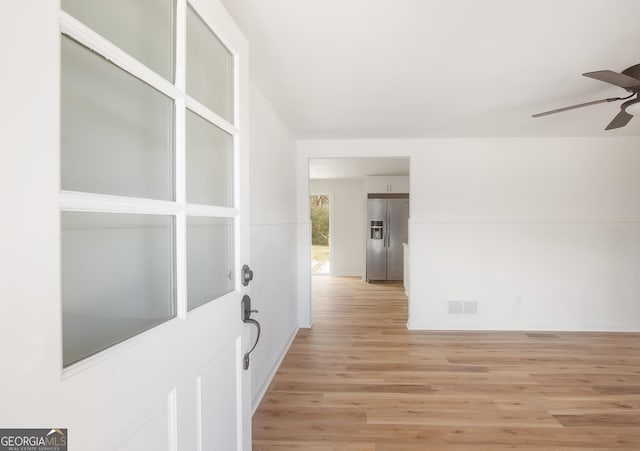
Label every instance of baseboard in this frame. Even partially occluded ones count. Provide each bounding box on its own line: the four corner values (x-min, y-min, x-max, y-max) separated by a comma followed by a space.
251, 326, 299, 415
406, 320, 640, 332
331, 271, 362, 277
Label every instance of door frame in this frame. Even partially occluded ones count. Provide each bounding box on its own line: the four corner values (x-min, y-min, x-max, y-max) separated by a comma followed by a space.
296, 150, 412, 329
308, 190, 334, 276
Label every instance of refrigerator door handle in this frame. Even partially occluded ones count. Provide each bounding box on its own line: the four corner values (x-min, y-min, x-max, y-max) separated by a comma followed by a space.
386, 210, 391, 247
382, 220, 386, 247
383, 215, 387, 247
385, 211, 388, 247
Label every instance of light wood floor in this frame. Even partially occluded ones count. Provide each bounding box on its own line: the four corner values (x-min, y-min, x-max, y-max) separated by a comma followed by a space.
253, 276, 640, 450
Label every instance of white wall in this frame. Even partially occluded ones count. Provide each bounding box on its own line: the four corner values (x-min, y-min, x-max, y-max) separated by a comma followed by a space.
309, 178, 366, 276
298, 137, 640, 331
248, 82, 299, 410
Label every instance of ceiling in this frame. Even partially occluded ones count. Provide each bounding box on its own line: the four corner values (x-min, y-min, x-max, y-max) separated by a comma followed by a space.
220, 0, 640, 139
309, 157, 409, 179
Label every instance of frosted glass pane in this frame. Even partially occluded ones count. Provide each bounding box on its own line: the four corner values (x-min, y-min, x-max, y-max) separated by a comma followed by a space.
61, 36, 174, 200
186, 110, 233, 206
186, 5, 234, 122
187, 217, 234, 311
62, 0, 174, 80
61, 212, 175, 367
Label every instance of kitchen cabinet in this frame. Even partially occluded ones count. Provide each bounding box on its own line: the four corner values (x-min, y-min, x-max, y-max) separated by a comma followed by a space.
365, 175, 409, 194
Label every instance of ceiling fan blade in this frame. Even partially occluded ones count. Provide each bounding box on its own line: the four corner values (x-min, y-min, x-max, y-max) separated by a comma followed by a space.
532, 98, 616, 117
604, 110, 633, 130
583, 70, 640, 89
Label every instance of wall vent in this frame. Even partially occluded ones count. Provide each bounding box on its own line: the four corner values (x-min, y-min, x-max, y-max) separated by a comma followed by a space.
447, 300, 479, 315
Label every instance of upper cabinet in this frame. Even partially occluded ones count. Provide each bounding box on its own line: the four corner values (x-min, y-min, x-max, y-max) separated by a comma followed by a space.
365, 176, 409, 194
388, 176, 410, 193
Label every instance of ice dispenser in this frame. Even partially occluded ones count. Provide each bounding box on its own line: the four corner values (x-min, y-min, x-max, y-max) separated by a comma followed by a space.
370, 220, 384, 239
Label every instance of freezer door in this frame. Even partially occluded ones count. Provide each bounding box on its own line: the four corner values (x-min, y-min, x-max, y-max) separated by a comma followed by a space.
366, 199, 387, 281
386, 198, 409, 280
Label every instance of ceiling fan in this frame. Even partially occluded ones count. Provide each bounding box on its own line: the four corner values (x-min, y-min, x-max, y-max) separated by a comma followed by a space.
532, 63, 640, 130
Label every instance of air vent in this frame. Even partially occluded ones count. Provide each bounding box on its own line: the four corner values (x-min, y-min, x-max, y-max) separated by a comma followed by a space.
447, 300, 479, 315
526, 332, 559, 339
448, 301, 464, 314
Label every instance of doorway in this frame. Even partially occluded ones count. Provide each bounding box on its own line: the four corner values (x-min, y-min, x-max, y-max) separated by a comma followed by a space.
310, 194, 331, 274
305, 157, 411, 327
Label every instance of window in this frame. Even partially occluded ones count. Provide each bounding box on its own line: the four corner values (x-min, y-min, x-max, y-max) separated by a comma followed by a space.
61, 212, 174, 366
186, 5, 234, 122
60, 1, 238, 367
61, 36, 174, 200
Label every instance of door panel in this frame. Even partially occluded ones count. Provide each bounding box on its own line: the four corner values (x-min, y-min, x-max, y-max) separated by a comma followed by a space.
365, 176, 389, 193
386, 198, 409, 280
197, 340, 242, 451
0, 2, 251, 450
114, 397, 175, 451
366, 199, 387, 280
388, 176, 409, 193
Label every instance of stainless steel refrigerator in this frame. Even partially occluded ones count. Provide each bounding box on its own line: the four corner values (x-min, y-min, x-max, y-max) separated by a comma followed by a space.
366, 194, 409, 281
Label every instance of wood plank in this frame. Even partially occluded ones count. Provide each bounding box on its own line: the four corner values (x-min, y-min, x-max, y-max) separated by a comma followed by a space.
253, 442, 375, 451
252, 276, 640, 450
554, 413, 640, 427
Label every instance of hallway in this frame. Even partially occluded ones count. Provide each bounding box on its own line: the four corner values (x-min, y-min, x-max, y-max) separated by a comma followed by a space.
252, 276, 640, 450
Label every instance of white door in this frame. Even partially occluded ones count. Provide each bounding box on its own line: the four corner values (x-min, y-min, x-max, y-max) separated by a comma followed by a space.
0, 1, 252, 450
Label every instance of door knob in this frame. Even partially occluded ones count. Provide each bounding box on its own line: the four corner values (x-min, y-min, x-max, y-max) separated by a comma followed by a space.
241, 264, 254, 286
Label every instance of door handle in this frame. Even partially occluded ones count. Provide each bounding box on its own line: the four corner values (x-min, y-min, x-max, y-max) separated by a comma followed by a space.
241, 295, 261, 370
387, 211, 391, 247
242, 293, 258, 321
